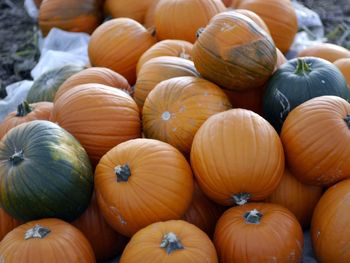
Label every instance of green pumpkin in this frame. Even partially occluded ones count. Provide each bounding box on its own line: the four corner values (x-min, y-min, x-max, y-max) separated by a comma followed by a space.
263, 57, 350, 132
26, 64, 85, 103
0, 120, 93, 221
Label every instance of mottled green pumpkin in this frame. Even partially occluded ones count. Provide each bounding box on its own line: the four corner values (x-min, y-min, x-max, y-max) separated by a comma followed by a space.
0, 120, 93, 221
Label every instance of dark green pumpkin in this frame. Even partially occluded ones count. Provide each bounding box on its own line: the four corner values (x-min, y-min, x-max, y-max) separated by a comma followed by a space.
26, 64, 85, 103
0, 120, 93, 221
263, 57, 350, 132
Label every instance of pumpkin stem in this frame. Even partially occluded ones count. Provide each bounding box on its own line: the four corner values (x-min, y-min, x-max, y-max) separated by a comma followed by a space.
115, 164, 131, 182
9, 150, 24, 165
294, 58, 312, 75
344, 115, 350, 128
160, 232, 184, 255
16, 101, 32, 117
24, 224, 51, 240
233, 192, 251, 205
244, 209, 263, 224
196, 27, 205, 39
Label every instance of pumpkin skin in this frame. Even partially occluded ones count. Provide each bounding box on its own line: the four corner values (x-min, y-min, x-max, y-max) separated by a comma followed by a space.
298, 43, 350, 63
26, 64, 85, 103
214, 203, 304, 263
136, 39, 193, 74
281, 96, 350, 186
39, 0, 102, 36
0, 120, 93, 221
55, 67, 132, 101
238, 0, 298, 53
234, 9, 270, 35
154, 0, 225, 43
0, 208, 21, 241
0, 218, 95, 262
311, 179, 350, 263
192, 11, 276, 91
334, 58, 350, 87
142, 76, 232, 155
266, 168, 323, 229
0, 101, 53, 139
88, 18, 156, 85
190, 109, 284, 206
95, 138, 194, 237
51, 83, 141, 166
275, 47, 287, 69
263, 57, 350, 133
120, 220, 218, 263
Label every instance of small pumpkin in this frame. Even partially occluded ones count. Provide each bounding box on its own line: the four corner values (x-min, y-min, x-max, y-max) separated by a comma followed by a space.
0, 218, 95, 262
214, 203, 304, 263
120, 220, 218, 263
191, 108, 284, 206
193, 11, 276, 91
0, 208, 21, 241
334, 58, 350, 87
95, 138, 194, 237
234, 9, 270, 35
0, 101, 53, 139
298, 43, 350, 63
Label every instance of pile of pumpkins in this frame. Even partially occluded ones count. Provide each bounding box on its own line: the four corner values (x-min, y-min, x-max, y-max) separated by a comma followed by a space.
1, 0, 350, 262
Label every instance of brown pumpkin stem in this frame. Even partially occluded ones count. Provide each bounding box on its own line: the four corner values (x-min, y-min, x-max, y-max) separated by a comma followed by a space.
9, 150, 24, 165
233, 192, 251, 205
344, 115, 350, 128
115, 164, 131, 182
294, 58, 312, 75
24, 224, 51, 240
160, 232, 184, 255
244, 209, 263, 224
16, 101, 32, 117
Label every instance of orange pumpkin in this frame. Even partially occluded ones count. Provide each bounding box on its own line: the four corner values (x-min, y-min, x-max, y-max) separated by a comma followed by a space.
142, 76, 231, 155
0, 101, 53, 139
234, 9, 270, 35
266, 167, 323, 229
136, 39, 193, 74
134, 56, 200, 109
95, 138, 194, 237
298, 43, 350, 63
51, 83, 141, 166
143, 0, 160, 29
275, 47, 287, 69
192, 11, 276, 91
120, 220, 218, 263
154, 0, 225, 43
39, 0, 102, 36
0, 218, 95, 262
334, 58, 350, 86
55, 67, 132, 101
0, 208, 21, 241
191, 108, 284, 206
214, 203, 304, 263
88, 18, 156, 85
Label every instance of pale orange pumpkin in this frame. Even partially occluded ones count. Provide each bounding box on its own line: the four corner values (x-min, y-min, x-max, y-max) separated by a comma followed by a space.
298, 43, 350, 63
334, 58, 350, 86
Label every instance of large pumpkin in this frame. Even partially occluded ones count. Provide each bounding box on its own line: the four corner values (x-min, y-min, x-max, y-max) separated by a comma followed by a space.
214, 203, 304, 263
120, 220, 218, 263
51, 84, 141, 166
0, 218, 95, 262
334, 58, 350, 87
192, 11, 276, 91
88, 18, 156, 85
0, 208, 21, 241
281, 95, 350, 186
298, 43, 350, 63
0, 120, 93, 221
39, 0, 102, 36
191, 108, 284, 206
263, 57, 350, 133
154, 0, 225, 43
142, 76, 231, 155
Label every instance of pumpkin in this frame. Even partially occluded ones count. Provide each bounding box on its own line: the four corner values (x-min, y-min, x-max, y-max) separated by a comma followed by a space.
190, 108, 284, 206
0, 101, 53, 139
263, 57, 350, 133
0, 218, 95, 262
154, 0, 225, 43
136, 39, 193, 74
266, 167, 323, 229
26, 64, 85, 103
39, 0, 102, 36
142, 76, 232, 155
0, 208, 21, 241
234, 9, 270, 35
120, 220, 218, 263
134, 56, 200, 109
88, 18, 156, 85
238, 0, 298, 53
334, 58, 350, 86
275, 47, 287, 69
0, 120, 93, 221
73, 192, 128, 261
95, 138, 194, 237
281, 95, 350, 186
298, 43, 350, 63
225, 0, 241, 8
192, 11, 276, 91
51, 83, 141, 166
143, 0, 160, 29
311, 179, 350, 262
55, 67, 132, 101
214, 203, 304, 263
